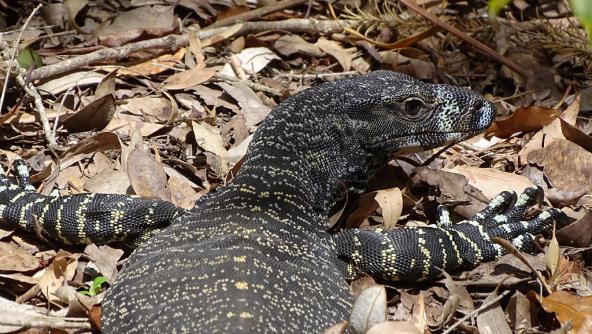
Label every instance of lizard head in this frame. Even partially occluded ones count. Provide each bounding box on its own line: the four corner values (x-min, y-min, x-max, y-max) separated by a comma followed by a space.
342, 70, 496, 156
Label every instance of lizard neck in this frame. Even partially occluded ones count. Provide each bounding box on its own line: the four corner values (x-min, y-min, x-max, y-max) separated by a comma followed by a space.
232, 87, 374, 216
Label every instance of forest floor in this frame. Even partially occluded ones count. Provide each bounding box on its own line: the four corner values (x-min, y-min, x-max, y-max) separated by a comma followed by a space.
0, 0, 591, 333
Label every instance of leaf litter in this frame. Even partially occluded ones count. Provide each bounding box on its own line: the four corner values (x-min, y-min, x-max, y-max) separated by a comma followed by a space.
0, 0, 591, 333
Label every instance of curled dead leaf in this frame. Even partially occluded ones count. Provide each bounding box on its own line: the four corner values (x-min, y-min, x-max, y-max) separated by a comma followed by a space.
350, 285, 387, 334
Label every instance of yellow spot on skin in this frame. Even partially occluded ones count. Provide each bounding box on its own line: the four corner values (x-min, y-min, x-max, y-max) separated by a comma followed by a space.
233, 256, 246, 262
235, 281, 249, 290
226, 312, 235, 318
240, 312, 253, 319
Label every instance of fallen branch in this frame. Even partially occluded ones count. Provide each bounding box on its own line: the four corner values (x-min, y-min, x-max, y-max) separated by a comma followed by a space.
28, 19, 355, 82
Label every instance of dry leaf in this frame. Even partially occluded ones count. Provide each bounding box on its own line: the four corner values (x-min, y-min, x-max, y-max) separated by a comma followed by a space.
97, 6, 178, 47
546, 226, 560, 277
65, 0, 89, 32
201, 23, 243, 47
84, 169, 130, 194
540, 291, 592, 334
374, 188, 403, 229
0, 243, 40, 272
161, 67, 216, 90
484, 106, 559, 139
274, 35, 325, 57
61, 132, 122, 160
366, 321, 421, 334
476, 289, 513, 334
349, 285, 387, 334
316, 37, 352, 71
506, 292, 532, 332
127, 147, 171, 201
101, 48, 185, 76
557, 211, 592, 247
37, 253, 78, 304
121, 97, 172, 123
528, 139, 592, 201
62, 94, 116, 132
216, 82, 271, 128
192, 121, 229, 175
37, 71, 105, 95
448, 165, 535, 200
84, 244, 124, 284
220, 47, 280, 76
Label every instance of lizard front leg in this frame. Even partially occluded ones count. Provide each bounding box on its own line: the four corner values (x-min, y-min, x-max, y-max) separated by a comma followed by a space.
0, 157, 186, 247
333, 187, 564, 281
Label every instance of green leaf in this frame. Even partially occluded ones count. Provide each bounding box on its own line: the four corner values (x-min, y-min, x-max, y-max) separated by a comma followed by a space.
488, 0, 511, 19
16, 47, 43, 69
80, 276, 107, 296
571, 0, 592, 42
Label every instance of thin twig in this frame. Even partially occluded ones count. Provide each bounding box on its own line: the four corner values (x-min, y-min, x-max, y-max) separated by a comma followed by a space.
442, 289, 511, 334
0, 4, 43, 112
16, 74, 57, 147
492, 237, 553, 294
398, 0, 527, 78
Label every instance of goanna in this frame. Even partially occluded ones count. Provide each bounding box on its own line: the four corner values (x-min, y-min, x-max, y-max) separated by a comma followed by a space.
0, 71, 563, 333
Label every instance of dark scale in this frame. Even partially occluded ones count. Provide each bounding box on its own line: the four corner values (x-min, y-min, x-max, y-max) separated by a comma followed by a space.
0, 71, 564, 333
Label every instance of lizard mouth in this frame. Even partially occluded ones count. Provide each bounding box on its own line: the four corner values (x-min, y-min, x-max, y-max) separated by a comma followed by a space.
372, 127, 490, 148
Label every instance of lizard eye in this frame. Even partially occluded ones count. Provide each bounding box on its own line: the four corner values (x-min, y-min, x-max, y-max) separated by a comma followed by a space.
404, 98, 425, 117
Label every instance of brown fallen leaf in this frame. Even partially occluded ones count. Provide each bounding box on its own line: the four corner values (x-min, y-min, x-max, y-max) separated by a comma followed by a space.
38, 252, 79, 304
274, 34, 325, 57
476, 289, 513, 334
100, 48, 186, 76
127, 147, 171, 201
528, 139, 592, 202
84, 169, 130, 194
539, 291, 592, 334
506, 292, 532, 332
220, 47, 280, 76
192, 121, 229, 176
415, 167, 489, 217
484, 105, 559, 139
345, 187, 402, 228
37, 71, 106, 95
366, 321, 421, 334
0, 243, 40, 272
122, 97, 173, 123
557, 211, 592, 247
97, 5, 178, 47
61, 132, 122, 160
84, 244, 124, 284
448, 165, 534, 200
216, 81, 271, 128
61, 94, 116, 132
374, 188, 403, 229
161, 67, 216, 91
316, 37, 352, 71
